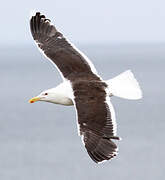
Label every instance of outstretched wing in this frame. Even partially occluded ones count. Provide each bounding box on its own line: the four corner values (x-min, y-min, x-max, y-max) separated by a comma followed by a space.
73, 81, 120, 163
30, 12, 98, 81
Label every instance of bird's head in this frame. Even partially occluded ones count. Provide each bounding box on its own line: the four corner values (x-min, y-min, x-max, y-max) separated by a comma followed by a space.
29, 89, 56, 103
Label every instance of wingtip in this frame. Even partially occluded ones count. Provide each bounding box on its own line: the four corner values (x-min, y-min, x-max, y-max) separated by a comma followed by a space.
29, 10, 43, 19
29, 9, 37, 19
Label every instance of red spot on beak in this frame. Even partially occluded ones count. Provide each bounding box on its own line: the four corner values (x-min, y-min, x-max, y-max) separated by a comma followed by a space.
29, 97, 40, 103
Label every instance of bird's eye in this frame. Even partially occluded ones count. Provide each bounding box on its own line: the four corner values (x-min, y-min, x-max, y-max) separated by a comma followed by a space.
44, 93, 48, 95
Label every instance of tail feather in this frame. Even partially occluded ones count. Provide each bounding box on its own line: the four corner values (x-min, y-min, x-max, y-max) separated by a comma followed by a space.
107, 70, 142, 100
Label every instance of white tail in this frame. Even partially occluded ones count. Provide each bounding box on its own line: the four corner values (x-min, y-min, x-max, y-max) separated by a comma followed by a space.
106, 70, 142, 100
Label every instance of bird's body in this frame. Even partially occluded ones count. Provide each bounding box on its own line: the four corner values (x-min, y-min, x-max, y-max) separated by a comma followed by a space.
29, 12, 142, 163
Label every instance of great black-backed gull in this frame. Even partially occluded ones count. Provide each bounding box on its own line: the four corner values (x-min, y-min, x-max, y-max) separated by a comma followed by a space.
29, 12, 142, 163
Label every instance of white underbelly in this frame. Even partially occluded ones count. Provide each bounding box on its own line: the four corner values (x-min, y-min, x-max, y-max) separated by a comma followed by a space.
52, 81, 74, 106
56, 97, 73, 106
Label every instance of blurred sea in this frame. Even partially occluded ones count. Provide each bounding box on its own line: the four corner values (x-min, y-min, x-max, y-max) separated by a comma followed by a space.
0, 43, 165, 180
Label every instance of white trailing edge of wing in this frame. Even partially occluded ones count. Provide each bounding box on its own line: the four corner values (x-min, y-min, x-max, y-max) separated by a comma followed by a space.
105, 96, 117, 136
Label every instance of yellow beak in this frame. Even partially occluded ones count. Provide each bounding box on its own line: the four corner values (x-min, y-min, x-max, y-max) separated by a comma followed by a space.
28, 96, 40, 103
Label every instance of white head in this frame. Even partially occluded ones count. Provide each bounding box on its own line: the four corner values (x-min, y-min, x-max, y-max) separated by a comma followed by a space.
29, 89, 58, 104
29, 87, 73, 106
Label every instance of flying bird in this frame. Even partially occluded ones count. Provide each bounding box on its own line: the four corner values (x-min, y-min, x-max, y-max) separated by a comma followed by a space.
29, 12, 142, 163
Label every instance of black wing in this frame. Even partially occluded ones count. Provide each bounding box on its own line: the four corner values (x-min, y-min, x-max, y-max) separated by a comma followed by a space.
30, 12, 98, 81
73, 80, 120, 163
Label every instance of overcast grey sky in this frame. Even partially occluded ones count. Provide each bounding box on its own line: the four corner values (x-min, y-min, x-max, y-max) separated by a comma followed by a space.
1, 0, 165, 45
